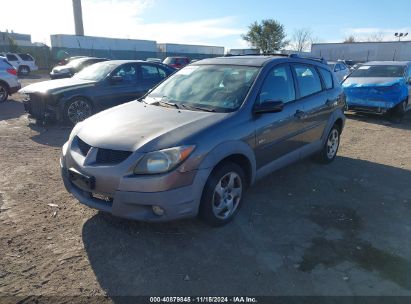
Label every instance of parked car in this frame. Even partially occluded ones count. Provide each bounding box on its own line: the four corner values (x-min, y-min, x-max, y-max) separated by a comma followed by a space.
146, 58, 162, 63
0, 52, 38, 76
20, 60, 175, 124
60, 55, 346, 226
49, 57, 108, 79
342, 61, 411, 118
163, 56, 190, 69
328, 61, 350, 83
0, 56, 21, 102
58, 56, 87, 66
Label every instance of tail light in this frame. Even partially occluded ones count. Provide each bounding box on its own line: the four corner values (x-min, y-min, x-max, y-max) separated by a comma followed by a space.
6, 68, 17, 76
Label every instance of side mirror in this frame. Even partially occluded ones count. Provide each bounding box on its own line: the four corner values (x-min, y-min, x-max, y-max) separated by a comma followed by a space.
254, 100, 284, 114
407, 77, 411, 85
110, 75, 123, 83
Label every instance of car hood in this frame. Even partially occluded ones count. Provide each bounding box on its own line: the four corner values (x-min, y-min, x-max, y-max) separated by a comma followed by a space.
342, 77, 403, 87
52, 65, 72, 73
74, 101, 227, 152
19, 78, 96, 94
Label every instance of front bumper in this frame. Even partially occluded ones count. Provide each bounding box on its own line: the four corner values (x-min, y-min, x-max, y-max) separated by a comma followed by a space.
23, 94, 60, 121
60, 145, 210, 222
345, 98, 398, 114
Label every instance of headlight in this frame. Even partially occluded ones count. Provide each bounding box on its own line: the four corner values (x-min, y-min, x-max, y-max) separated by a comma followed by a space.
134, 145, 195, 175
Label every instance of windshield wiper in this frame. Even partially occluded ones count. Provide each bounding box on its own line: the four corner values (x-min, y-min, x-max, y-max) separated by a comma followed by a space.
158, 100, 180, 109
180, 103, 216, 112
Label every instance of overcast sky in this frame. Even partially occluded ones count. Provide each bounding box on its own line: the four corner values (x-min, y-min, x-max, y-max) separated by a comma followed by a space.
1, 0, 411, 49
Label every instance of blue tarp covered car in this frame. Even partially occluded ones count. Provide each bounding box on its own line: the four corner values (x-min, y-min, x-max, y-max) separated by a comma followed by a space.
342, 61, 411, 117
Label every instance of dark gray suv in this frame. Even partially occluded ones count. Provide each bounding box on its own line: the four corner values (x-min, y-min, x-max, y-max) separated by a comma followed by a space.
61, 55, 346, 226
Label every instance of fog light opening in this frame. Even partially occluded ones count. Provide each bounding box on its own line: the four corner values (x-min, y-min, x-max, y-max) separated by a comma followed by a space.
152, 205, 165, 216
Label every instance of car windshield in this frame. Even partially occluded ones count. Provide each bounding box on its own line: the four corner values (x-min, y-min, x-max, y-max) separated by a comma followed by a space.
145, 65, 260, 112
73, 62, 117, 81
349, 65, 405, 78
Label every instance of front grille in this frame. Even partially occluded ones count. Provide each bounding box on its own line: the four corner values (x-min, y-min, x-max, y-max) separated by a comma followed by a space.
28, 94, 46, 119
77, 137, 92, 156
96, 148, 132, 165
75, 136, 132, 165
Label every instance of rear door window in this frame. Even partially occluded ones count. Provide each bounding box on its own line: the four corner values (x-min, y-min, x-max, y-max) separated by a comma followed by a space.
318, 68, 334, 90
257, 65, 296, 104
141, 64, 161, 82
17, 54, 33, 61
292, 65, 323, 98
6, 54, 18, 61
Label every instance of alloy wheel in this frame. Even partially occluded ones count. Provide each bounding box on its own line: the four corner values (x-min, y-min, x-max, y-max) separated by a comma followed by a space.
327, 129, 339, 159
67, 100, 92, 124
212, 172, 242, 220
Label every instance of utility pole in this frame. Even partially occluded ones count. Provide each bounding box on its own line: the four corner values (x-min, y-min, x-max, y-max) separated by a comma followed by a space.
72, 0, 84, 36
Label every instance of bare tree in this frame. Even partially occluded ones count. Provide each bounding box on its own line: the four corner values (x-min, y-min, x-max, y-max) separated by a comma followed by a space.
291, 28, 313, 52
343, 35, 357, 43
366, 32, 385, 42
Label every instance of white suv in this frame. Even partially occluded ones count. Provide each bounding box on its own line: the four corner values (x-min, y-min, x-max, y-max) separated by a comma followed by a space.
0, 53, 38, 76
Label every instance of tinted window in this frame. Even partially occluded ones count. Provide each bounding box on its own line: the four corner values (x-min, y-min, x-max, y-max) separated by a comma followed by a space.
293, 65, 323, 98
350, 65, 405, 78
141, 64, 161, 82
113, 64, 138, 83
319, 68, 334, 90
18, 54, 33, 61
6, 54, 18, 61
258, 65, 295, 104
157, 66, 169, 79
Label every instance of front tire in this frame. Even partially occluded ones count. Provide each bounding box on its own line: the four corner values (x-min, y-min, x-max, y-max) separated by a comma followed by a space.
199, 162, 245, 226
0, 83, 8, 102
317, 124, 340, 164
64, 98, 93, 125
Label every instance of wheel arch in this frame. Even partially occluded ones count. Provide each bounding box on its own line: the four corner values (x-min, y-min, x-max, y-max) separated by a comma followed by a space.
198, 141, 256, 187
0, 80, 10, 93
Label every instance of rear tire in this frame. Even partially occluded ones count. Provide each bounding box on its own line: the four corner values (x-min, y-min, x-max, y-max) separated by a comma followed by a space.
317, 124, 340, 164
0, 83, 8, 102
18, 66, 30, 76
199, 162, 246, 226
64, 98, 93, 125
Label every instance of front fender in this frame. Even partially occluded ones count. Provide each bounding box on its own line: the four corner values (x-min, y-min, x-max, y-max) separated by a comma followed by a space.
198, 140, 257, 184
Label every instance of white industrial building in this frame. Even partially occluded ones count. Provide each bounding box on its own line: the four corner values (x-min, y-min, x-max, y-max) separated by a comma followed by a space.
311, 41, 411, 62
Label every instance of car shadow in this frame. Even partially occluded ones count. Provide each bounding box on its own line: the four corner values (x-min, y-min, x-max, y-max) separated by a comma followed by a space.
345, 110, 411, 131
0, 98, 26, 121
82, 156, 411, 298
29, 122, 72, 147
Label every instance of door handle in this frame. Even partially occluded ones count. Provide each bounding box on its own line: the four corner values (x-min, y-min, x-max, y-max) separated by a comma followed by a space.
294, 110, 307, 119
326, 99, 337, 107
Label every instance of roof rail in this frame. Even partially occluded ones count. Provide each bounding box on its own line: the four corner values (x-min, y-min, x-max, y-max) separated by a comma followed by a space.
289, 53, 327, 64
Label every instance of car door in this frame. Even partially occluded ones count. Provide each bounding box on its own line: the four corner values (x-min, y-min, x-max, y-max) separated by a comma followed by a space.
291, 64, 331, 145
407, 65, 411, 106
140, 63, 169, 91
254, 64, 306, 168
95, 63, 145, 110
